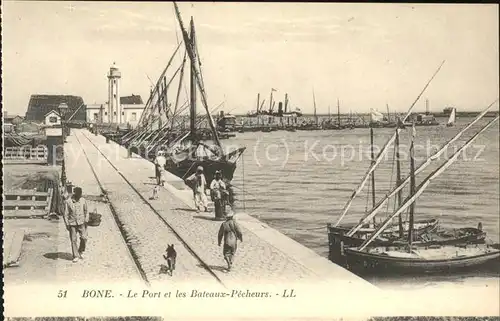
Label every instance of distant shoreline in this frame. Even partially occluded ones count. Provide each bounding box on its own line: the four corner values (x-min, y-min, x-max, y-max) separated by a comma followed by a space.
230, 111, 499, 118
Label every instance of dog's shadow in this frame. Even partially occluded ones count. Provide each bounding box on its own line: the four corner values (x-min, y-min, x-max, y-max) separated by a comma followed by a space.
193, 215, 218, 221
198, 264, 228, 273
159, 264, 173, 276
44, 252, 73, 261
175, 207, 198, 213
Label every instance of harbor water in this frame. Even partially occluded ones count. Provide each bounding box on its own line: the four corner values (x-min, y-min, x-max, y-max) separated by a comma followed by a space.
227, 116, 499, 288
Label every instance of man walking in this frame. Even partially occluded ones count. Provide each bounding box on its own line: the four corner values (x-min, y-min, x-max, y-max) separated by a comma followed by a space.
217, 212, 243, 271
154, 150, 167, 186
185, 166, 208, 212
210, 170, 228, 220
63, 187, 89, 263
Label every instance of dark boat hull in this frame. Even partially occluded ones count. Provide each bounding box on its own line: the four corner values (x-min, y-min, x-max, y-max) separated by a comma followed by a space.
329, 218, 439, 239
328, 226, 486, 256
342, 245, 500, 274
166, 158, 238, 185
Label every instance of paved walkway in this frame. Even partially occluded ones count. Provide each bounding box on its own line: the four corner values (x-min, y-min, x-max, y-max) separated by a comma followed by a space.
76, 129, 376, 290
61, 135, 143, 286
69, 131, 220, 286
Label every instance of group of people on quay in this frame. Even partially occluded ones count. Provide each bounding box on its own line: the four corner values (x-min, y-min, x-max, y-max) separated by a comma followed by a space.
154, 151, 234, 220
153, 151, 243, 272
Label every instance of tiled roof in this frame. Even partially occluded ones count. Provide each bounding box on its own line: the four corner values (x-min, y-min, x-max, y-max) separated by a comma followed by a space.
120, 94, 143, 105
25, 95, 86, 122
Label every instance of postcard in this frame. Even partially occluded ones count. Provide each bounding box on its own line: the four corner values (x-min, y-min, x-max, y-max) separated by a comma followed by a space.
2, 2, 499, 319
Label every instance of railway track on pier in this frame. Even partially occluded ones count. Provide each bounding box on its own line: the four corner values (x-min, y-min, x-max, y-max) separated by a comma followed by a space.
73, 131, 225, 288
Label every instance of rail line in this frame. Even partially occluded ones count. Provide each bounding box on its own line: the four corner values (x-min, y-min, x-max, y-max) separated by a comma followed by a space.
74, 131, 225, 287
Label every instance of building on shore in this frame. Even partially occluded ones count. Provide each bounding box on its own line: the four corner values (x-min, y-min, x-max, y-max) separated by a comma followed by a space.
86, 63, 145, 128
24, 95, 86, 123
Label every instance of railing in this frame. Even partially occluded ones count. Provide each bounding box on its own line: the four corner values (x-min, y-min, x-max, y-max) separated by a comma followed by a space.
3, 188, 54, 218
3, 146, 48, 160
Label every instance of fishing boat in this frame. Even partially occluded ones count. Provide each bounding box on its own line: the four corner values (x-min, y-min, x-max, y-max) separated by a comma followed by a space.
446, 107, 456, 127
328, 224, 485, 249
118, 3, 245, 186
337, 111, 500, 274
327, 61, 497, 262
343, 243, 500, 274
165, 4, 245, 185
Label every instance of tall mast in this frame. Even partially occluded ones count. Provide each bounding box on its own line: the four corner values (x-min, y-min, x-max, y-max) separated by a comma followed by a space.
348, 100, 498, 236
337, 98, 341, 127
256, 93, 260, 113
407, 124, 417, 250
425, 98, 430, 115
284, 93, 288, 113
189, 18, 197, 138
313, 89, 317, 125
370, 124, 376, 226
395, 128, 403, 237
173, 4, 223, 152
269, 90, 273, 113
386, 103, 390, 122
333, 60, 445, 227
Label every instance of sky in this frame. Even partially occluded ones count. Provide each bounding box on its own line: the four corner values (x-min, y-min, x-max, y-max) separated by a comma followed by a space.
2, 2, 499, 116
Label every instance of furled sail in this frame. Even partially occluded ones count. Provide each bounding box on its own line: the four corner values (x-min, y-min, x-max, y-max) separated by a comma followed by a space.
333, 60, 446, 227
347, 100, 498, 236
358, 115, 499, 251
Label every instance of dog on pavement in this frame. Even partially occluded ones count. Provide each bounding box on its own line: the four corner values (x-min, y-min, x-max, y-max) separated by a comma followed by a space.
163, 244, 177, 276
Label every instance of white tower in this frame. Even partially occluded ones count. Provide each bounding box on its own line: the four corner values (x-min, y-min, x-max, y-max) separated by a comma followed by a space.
107, 62, 122, 123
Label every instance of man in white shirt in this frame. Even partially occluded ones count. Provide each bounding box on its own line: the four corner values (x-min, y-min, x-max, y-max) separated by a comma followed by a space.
185, 166, 209, 212
154, 150, 167, 186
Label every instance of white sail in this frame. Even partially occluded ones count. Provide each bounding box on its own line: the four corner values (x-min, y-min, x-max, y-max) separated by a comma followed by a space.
447, 108, 456, 126
370, 109, 385, 122
358, 115, 499, 251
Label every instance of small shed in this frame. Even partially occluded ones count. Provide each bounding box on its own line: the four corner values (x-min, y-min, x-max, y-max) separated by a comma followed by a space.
44, 110, 61, 126
4, 123, 14, 133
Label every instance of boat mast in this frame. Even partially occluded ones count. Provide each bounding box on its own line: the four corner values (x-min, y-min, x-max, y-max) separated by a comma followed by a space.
395, 127, 404, 238
408, 124, 416, 249
333, 60, 445, 227
269, 89, 273, 113
173, 2, 223, 153
347, 99, 498, 236
370, 124, 376, 226
358, 115, 500, 251
256, 93, 260, 114
313, 89, 318, 125
189, 18, 197, 139
337, 98, 341, 127
386, 103, 390, 122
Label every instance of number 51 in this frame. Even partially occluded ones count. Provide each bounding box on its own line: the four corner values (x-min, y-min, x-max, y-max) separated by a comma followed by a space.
58, 290, 67, 298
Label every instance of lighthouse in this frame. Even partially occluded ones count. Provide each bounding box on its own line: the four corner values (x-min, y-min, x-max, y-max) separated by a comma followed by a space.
107, 62, 122, 123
